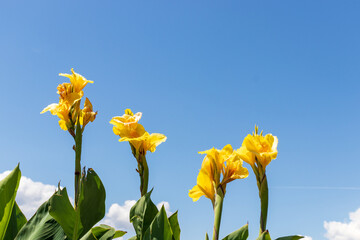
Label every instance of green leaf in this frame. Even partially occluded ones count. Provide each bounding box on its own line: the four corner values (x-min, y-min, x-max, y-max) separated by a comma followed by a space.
0, 164, 21, 240
205, 233, 209, 240
275, 236, 304, 240
4, 202, 27, 240
79, 224, 126, 240
143, 206, 173, 240
15, 191, 67, 240
78, 169, 106, 237
168, 211, 180, 240
129, 190, 159, 239
256, 231, 271, 240
222, 224, 248, 240
127, 236, 137, 240
49, 168, 106, 239
49, 187, 82, 239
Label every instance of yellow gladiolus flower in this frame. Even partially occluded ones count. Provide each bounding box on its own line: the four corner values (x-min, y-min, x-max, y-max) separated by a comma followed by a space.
110, 109, 166, 153
189, 144, 248, 204
237, 125, 278, 168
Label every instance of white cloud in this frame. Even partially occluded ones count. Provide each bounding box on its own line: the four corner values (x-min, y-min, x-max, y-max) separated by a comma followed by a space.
324, 208, 360, 240
0, 171, 57, 219
156, 201, 172, 216
102, 200, 137, 231
302, 236, 312, 240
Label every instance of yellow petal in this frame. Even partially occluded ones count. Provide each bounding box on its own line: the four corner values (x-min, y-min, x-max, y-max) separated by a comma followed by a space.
41, 103, 58, 115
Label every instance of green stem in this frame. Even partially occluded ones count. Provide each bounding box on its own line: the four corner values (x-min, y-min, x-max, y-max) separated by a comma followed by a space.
212, 186, 224, 240
258, 173, 268, 234
139, 153, 149, 196
74, 122, 82, 209
130, 144, 149, 197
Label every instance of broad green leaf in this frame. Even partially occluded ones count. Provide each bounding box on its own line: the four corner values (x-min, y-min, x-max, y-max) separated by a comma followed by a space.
80, 224, 126, 240
49, 169, 106, 239
78, 169, 106, 237
129, 190, 159, 239
222, 224, 248, 240
256, 231, 271, 240
275, 236, 303, 240
49, 187, 82, 239
0, 164, 21, 240
143, 206, 173, 240
15, 192, 67, 240
168, 211, 180, 240
4, 202, 27, 240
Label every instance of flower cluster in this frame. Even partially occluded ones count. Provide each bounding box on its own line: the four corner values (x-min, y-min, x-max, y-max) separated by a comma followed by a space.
189, 144, 249, 205
110, 109, 166, 154
237, 125, 278, 169
41, 69, 97, 132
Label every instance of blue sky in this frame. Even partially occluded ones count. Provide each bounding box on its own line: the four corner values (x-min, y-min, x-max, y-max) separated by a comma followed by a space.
1, 1, 360, 239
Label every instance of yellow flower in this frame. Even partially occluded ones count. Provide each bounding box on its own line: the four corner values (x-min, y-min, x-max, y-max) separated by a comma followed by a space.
237, 126, 278, 168
110, 109, 146, 139
121, 132, 167, 154
81, 98, 97, 127
110, 109, 166, 153
59, 68, 93, 95
41, 69, 94, 131
189, 144, 248, 203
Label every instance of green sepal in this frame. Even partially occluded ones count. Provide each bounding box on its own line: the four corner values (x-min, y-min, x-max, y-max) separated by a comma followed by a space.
0, 164, 21, 240
256, 231, 271, 240
205, 233, 209, 240
168, 211, 180, 240
129, 189, 159, 239
3, 202, 27, 240
275, 236, 304, 240
15, 190, 67, 240
222, 224, 248, 240
143, 206, 173, 240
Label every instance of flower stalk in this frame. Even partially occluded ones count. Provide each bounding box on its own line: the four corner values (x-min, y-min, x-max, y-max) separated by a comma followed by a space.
212, 186, 225, 240
258, 172, 268, 234
131, 144, 149, 196
74, 120, 82, 209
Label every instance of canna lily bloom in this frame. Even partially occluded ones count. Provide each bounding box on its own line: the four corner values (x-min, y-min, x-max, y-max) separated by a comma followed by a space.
41, 69, 94, 131
110, 109, 146, 139
237, 126, 278, 168
59, 68, 93, 96
110, 109, 166, 153
189, 144, 248, 204
120, 132, 167, 154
